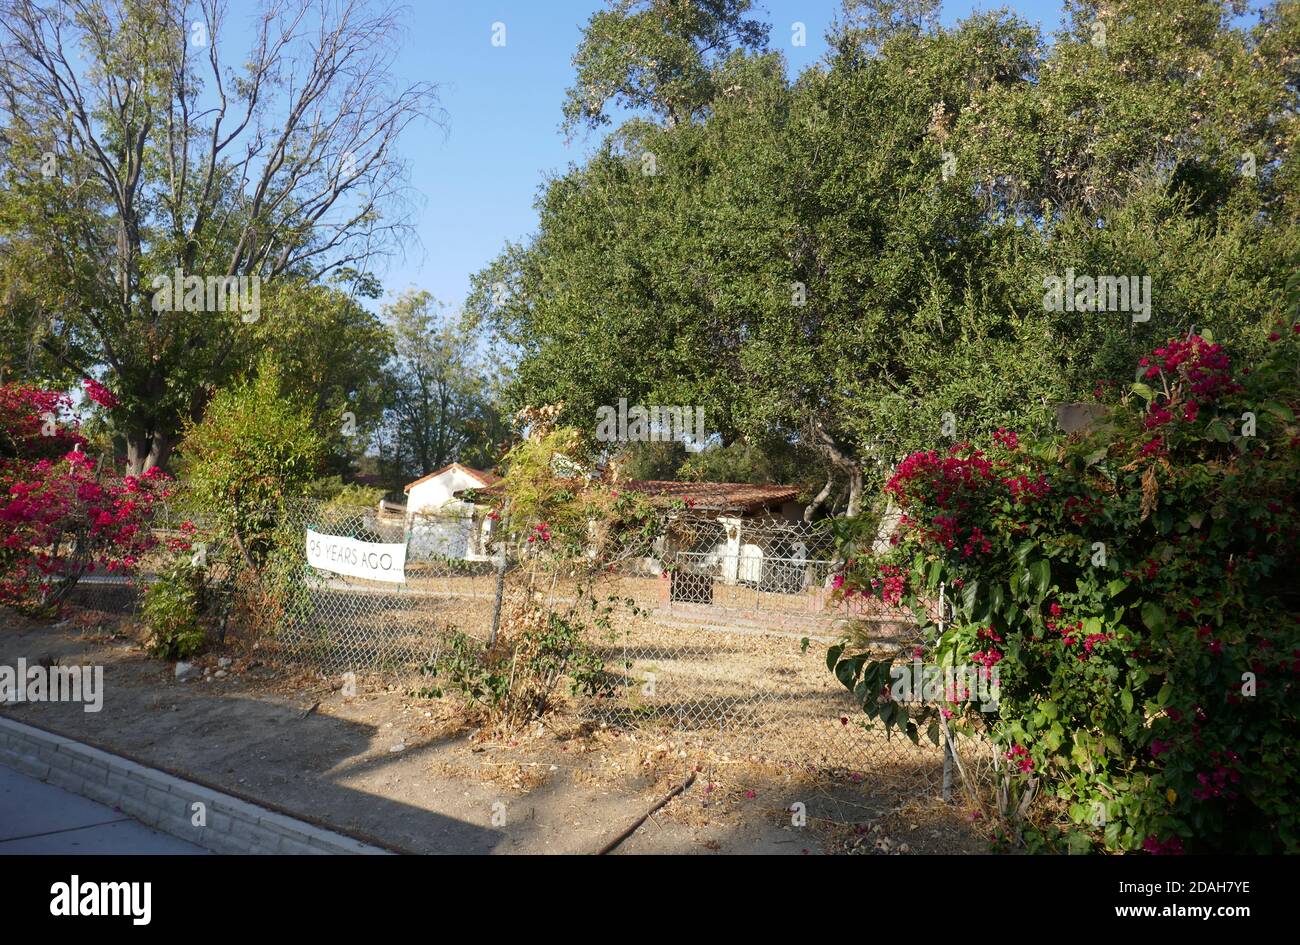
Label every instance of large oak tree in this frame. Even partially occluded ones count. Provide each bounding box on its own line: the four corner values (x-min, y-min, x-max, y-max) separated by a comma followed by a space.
472, 0, 1299, 517
0, 0, 439, 473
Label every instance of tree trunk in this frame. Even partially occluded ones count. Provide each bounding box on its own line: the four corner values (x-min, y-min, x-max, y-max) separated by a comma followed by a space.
803, 474, 835, 523
810, 421, 863, 519
846, 465, 863, 519
124, 429, 176, 476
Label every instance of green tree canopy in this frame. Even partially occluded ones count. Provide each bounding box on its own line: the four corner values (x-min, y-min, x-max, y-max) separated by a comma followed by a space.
472, 0, 1299, 517
378, 289, 507, 485
0, 0, 438, 473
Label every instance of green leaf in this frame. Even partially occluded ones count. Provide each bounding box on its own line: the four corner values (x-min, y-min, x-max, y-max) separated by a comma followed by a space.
1141, 602, 1166, 631
835, 657, 863, 690
988, 583, 1005, 615
1028, 559, 1051, 598
1130, 382, 1154, 401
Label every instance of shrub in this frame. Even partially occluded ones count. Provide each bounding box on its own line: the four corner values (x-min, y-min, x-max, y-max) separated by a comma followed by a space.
310, 477, 386, 510
142, 559, 207, 660
177, 360, 325, 641
180, 360, 326, 569
416, 416, 654, 729
829, 329, 1300, 854
417, 602, 607, 728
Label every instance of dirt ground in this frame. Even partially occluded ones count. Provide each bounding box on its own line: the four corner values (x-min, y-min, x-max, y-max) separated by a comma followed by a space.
0, 606, 990, 854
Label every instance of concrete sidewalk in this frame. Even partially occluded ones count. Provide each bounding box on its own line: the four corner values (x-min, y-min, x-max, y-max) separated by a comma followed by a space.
0, 764, 207, 854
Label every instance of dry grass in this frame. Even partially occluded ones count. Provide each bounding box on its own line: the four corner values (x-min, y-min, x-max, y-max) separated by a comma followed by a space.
254, 572, 950, 796
73, 567, 958, 803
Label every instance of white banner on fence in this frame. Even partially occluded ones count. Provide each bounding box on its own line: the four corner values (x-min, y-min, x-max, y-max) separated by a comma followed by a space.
305, 529, 407, 584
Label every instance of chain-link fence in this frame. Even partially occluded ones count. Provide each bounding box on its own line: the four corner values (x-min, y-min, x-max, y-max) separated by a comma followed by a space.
67, 500, 967, 793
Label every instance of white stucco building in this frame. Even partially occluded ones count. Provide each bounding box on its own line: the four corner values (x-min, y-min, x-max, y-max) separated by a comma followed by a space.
403, 463, 501, 562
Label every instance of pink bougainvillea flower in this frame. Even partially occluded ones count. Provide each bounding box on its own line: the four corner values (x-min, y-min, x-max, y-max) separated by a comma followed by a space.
1004, 744, 1034, 773
82, 377, 120, 409
1142, 836, 1185, 856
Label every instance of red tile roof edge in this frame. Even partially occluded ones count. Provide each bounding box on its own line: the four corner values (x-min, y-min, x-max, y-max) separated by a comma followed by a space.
403, 462, 501, 494
457, 478, 799, 513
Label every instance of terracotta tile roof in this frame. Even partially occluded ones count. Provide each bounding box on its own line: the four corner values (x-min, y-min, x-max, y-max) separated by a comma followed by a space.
623, 480, 800, 513
459, 478, 799, 514
403, 462, 501, 495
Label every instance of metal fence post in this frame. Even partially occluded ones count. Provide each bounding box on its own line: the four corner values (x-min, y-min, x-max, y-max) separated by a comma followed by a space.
487, 500, 511, 648
487, 552, 507, 648
939, 581, 954, 803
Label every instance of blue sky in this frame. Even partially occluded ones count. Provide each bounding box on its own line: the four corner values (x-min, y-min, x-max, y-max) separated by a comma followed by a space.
328, 1, 1066, 310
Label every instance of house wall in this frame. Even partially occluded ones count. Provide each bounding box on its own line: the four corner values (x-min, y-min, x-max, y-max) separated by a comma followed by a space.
406, 467, 487, 512
405, 468, 489, 561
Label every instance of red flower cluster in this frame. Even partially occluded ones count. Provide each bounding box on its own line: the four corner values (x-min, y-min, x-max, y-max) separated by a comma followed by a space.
0, 384, 87, 459
1063, 494, 1102, 525
1197, 625, 1223, 656
1004, 744, 1034, 773
1081, 632, 1111, 660
1140, 335, 1242, 432
1045, 613, 1108, 659
1, 383, 167, 613
885, 447, 997, 508
1139, 336, 1241, 400
1142, 835, 1185, 855
1191, 751, 1242, 801
1139, 436, 1165, 458
82, 377, 120, 410
1001, 473, 1050, 503
867, 564, 906, 605
961, 525, 991, 557
1, 451, 171, 609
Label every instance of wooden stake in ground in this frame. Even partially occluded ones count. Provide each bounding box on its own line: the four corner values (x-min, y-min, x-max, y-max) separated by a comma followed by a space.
594, 771, 698, 855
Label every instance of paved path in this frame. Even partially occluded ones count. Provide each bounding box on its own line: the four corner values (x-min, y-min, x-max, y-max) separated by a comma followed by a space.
0, 765, 207, 854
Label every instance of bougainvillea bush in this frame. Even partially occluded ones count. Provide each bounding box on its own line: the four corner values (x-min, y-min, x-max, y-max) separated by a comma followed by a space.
0, 382, 172, 617
830, 330, 1299, 854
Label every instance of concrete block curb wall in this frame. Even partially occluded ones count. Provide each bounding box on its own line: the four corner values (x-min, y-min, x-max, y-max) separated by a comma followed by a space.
0, 716, 392, 855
